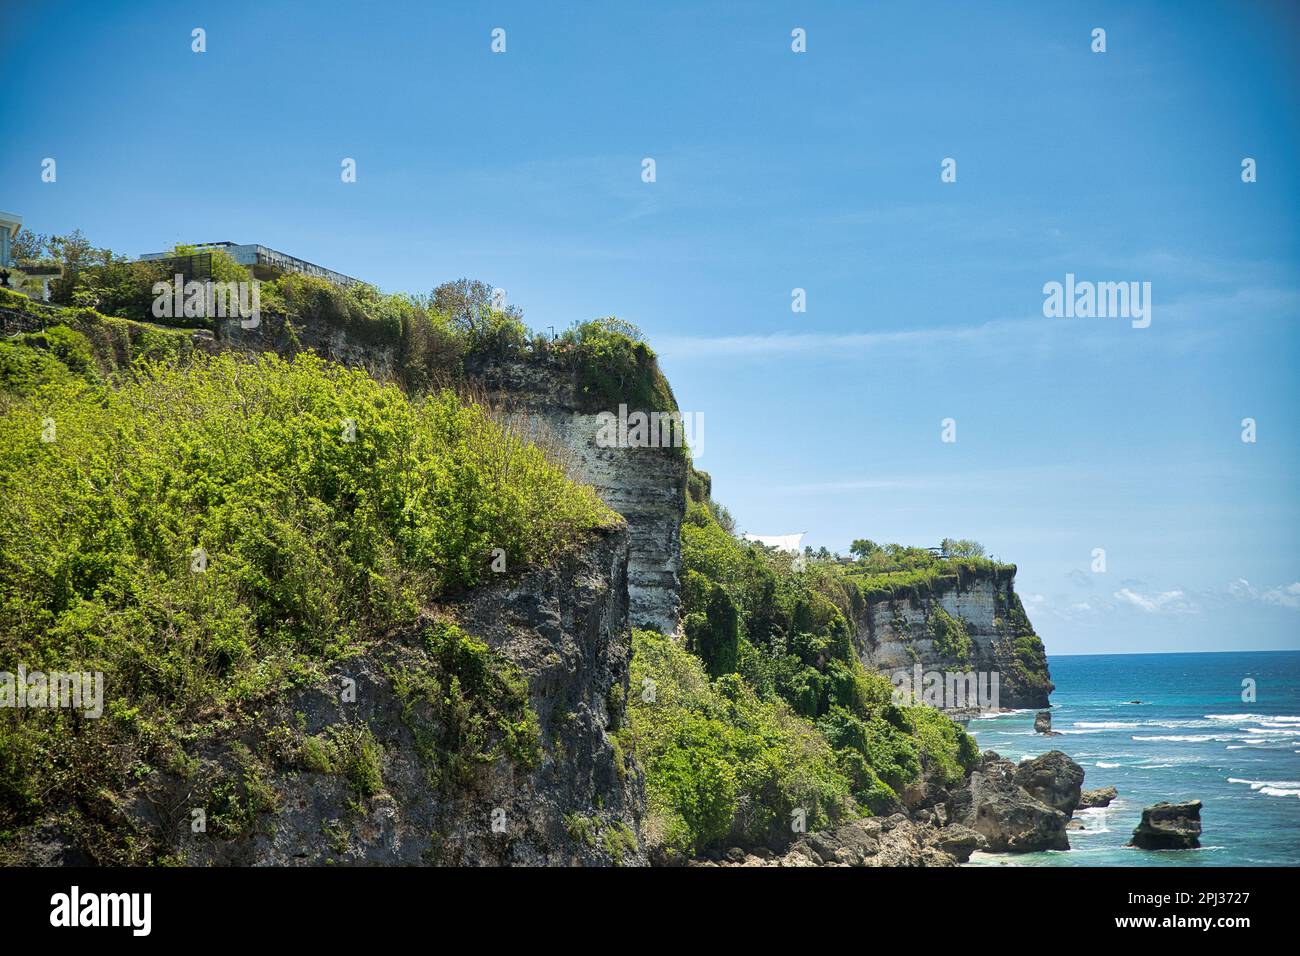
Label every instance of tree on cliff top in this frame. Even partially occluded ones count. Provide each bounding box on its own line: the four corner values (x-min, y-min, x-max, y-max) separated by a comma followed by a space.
429, 278, 527, 352
941, 538, 986, 558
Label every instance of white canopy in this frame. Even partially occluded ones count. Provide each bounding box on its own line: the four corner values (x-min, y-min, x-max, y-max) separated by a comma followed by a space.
742, 532, 805, 553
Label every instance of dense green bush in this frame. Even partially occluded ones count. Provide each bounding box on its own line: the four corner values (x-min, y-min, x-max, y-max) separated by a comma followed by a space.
270, 273, 403, 347
684, 583, 740, 678
0, 339, 79, 394
0, 290, 200, 395
554, 318, 677, 414
628, 630, 852, 856
0, 352, 612, 839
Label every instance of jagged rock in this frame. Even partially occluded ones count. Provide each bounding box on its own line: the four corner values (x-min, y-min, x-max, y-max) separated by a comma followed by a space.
900, 769, 951, 815
936, 824, 982, 862
1034, 710, 1061, 736
948, 753, 1070, 852
1128, 801, 1202, 850
1079, 786, 1117, 809
1014, 750, 1084, 815
698, 814, 963, 867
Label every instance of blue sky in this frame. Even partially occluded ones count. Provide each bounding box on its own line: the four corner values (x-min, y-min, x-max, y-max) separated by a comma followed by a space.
5, 1, 1299, 655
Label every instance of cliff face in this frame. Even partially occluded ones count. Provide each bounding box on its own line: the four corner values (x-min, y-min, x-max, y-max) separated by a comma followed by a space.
468, 354, 686, 634
8, 526, 644, 867
853, 568, 1053, 710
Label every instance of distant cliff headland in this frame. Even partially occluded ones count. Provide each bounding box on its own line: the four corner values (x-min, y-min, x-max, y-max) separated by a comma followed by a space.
0, 234, 1055, 866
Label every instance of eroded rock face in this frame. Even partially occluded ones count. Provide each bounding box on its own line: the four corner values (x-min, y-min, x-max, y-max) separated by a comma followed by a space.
1129, 801, 1202, 850
947, 752, 1070, 853
1034, 711, 1060, 736
1080, 786, 1118, 809
8, 526, 646, 867
853, 571, 1053, 710
1014, 751, 1085, 815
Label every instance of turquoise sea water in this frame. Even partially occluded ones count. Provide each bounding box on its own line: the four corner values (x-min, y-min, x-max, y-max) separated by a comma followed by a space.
965, 651, 1300, 867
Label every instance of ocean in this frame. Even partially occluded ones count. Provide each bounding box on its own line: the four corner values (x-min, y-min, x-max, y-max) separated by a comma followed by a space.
965, 650, 1300, 866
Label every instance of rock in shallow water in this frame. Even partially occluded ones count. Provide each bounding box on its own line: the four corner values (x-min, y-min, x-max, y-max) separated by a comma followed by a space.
1128, 800, 1202, 850
1033, 710, 1060, 736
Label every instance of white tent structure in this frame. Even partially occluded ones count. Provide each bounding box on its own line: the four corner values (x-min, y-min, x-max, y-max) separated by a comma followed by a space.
742, 532, 805, 554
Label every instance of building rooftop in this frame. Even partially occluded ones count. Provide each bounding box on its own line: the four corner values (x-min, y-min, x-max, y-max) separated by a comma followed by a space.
139, 242, 362, 288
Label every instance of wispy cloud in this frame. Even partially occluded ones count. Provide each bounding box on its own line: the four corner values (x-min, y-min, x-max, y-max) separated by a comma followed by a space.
1113, 587, 1198, 614
1229, 579, 1300, 610
657, 319, 1016, 360
655, 284, 1300, 362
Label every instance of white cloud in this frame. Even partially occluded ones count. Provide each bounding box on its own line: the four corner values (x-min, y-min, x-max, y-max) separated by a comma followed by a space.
1229, 578, 1300, 609
656, 319, 1018, 360
1113, 587, 1197, 614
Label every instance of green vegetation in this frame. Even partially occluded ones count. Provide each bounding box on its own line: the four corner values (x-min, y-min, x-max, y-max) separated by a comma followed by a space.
391, 620, 541, 787
928, 606, 974, 663
600, 820, 638, 866
5, 232, 678, 417
207, 743, 281, 840
0, 288, 200, 396
324, 724, 386, 798
0, 351, 610, 855
630, 476, 984, 854
551, 317, 677, 413
628, 629, 851, 857
995, 588, 1054, 700
0, 228, 1028, 863
843, 539, 1014, 604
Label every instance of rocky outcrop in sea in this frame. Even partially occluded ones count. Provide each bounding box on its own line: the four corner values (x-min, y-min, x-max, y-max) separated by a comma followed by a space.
1128, 800, 1202, 850
1079, 786, 1117, 809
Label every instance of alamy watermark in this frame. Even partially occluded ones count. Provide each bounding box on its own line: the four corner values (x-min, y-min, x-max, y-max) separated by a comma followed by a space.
152, 274, 261, 328
595, 404, 704, 458
1043, 273, 1151, 329
50, 886, 150, 936
1, 666, 104, 718
891, 664, 1000, 711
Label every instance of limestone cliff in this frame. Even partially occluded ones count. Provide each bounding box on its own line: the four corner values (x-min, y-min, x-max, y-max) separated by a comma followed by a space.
853, 565, 1054, 710
465, 353, 686, 634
